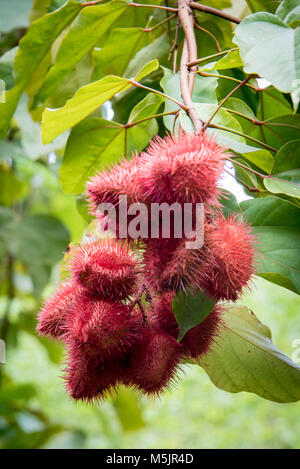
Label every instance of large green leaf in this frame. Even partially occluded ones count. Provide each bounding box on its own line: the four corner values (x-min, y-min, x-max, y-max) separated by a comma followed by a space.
173, 290, 217, 341
92, 27, 153, 80
0, 0, 82, 139
59, 93, 163, 194
124, 33, 169, 79
241, 196, 300, 293
198, 304, 300, 403
36, 0, 128, 104
41, 59, 159, 143
234, 13, 300, 97
246, 0, 281, 14
276, 0, 300, 27
264, 174, 300, 198
250, 114, 300, 150
272, 140, 300, 173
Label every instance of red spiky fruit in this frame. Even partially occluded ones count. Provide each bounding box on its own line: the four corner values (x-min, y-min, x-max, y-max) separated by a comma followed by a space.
199, 215, 256, 301
86, 154, 143, 214
70, 239, 140, 300
139, 132, 226, 206
151, 292, 223, 359
37, 281, 79, 339
64, 342, 121, 401
68, 293, 134, 356
143, 237, 181, 292
124, 325, 182, 395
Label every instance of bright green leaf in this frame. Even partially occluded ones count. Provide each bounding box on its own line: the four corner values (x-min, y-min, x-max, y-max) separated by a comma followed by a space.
36, 0, 128, 104
198, 304, 300, 403
0, 0, 82, 139
264, 175, 300, 198
173, 289, 217, 341
41, 60, 159, 144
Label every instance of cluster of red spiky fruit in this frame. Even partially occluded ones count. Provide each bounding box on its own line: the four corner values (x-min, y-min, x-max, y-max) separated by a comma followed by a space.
37, 132, 256, 402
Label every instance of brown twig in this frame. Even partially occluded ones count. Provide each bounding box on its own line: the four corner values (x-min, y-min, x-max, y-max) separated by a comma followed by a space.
178, 0, 202, 134
178, 0, 198, 94
190, 2, 241, 24
202, 76, 251, 131
168, 18, 180, 73
180, 40, 203, 134
194, 21, 221, 52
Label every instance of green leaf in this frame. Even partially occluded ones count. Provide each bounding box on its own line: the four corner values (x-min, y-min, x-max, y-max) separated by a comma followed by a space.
219, 189, 240, 218
0, 168, 29, 205
234, 13, 300, 97
59, 93, 163, 194
202, 49, 243, 71
264, 175, 300, 198
41, 60, 159, 143
0, 0, 33, 33
198, 304, 300, 403
125, 33, 169, 79
234, 158, 258, 188
241, 196, 300, 293
113, 387, 145, 431
241, 195, 300, 227
252, 114, 300, 150
276, 0, 300, 27
36, 0, 128, 104
0, 0, 82, 139
257, 86, 292, 120
92, 27, 152, 80
173, 290, 217, 341
246, 0, 281, 14
272, 140, 300, 173
0, 47, 17, 91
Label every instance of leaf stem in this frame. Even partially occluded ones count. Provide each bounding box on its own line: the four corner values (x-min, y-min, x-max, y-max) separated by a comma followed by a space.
187, 48, 238, 68
143, 13, 177, 32
209, 123, 277, 152
125, 110, 178, 127
202, 76, 251, 131
128, 79, 189, 111
197, 70, 260, 91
